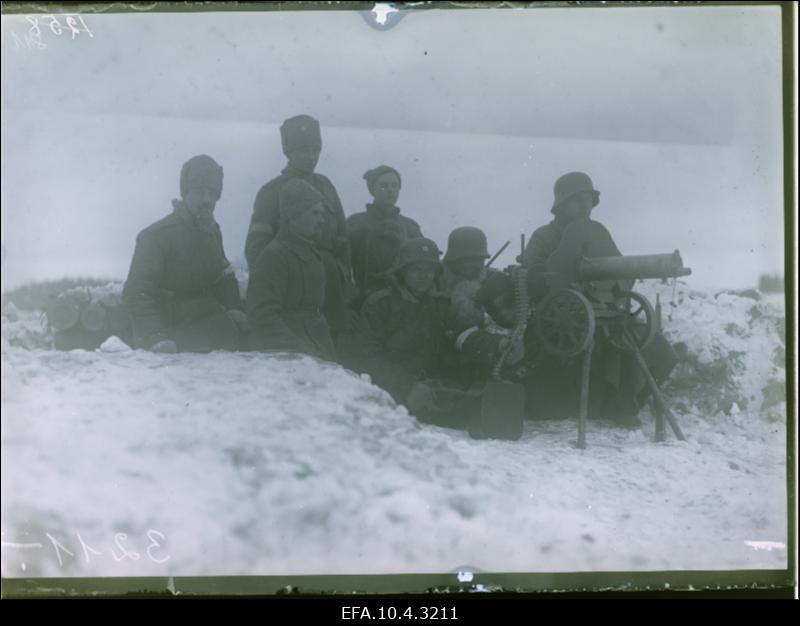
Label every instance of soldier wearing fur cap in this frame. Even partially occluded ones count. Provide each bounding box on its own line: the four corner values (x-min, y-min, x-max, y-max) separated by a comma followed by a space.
246, 178, 336, 361
122, 154, 246, 353
245, 114, 354, 341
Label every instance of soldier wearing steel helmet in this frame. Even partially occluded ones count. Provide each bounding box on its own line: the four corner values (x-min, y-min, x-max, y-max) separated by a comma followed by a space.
520, 171, 678, 427
358, 232, 522, 433
521, 171, 629, 422
440, 227, 520, 382
354, 237, 458, 417
522, 171, 600, 300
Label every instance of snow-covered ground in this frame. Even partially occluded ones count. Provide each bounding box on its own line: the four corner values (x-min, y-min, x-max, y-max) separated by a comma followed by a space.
0, 283, 788, 578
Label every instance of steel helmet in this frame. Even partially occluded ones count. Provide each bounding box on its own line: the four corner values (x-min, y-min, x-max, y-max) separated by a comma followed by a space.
443, 227, 490, 264
388, 237, 442, 273
551, 171, 600, 214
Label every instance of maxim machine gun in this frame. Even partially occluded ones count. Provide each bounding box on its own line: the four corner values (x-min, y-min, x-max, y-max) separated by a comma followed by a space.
527, 219, 691, 448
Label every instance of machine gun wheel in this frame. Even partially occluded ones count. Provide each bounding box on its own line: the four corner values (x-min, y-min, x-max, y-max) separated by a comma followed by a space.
608, 290, 656, 351
535, 289, 596, 358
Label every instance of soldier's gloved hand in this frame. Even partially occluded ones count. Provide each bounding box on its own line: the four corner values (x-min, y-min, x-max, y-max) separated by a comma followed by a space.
227, 309, 249, 333
407, 382, 438, 414
150, 339, 177, 354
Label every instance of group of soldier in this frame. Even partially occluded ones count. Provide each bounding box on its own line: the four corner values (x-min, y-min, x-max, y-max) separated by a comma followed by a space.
123, 113, 670, 431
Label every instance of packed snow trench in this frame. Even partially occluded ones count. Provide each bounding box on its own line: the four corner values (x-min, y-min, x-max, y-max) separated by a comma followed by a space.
0, 282, 788, 578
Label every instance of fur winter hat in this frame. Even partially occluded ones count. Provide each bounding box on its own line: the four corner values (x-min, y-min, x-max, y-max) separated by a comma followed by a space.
280, 114, 322, 155
279, 179, 323, 222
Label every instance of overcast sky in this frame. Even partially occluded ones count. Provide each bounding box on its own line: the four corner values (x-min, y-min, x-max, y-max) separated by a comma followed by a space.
0, 4, 786, 291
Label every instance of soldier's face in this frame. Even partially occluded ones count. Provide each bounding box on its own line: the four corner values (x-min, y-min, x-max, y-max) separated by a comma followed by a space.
183, 185, 221, 221
452, 257, 485, 280
371, 172, 401, 207
287, 145, 321, 174
560, 191, 595, 223
291, 202, 325, 241
402, 262, 437, 296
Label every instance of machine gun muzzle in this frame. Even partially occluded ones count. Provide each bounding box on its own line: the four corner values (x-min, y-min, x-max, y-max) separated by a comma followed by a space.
577, 250, 692, 282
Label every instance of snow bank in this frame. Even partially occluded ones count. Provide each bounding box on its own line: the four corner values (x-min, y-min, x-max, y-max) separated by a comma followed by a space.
638, 281, 786, 423
1, 304, 52, 350
0, 286, 788, 579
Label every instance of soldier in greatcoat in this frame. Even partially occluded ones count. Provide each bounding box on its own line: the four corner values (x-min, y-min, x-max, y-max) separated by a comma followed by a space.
122, 154, 246, 353
245, 114, 354, 343
246, 178, 336, 361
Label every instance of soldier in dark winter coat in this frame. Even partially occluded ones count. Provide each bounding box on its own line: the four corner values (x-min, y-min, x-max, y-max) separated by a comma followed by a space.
520, 172, 678, 426
357, 237, 516, 431
122, 154, 246, 353
244, 114, 354, 340
346, 165, 424, 305
522, 171, 600, 301
246, 179, 336, 361
440, 227, 520, 382
355, 238, 455, 414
